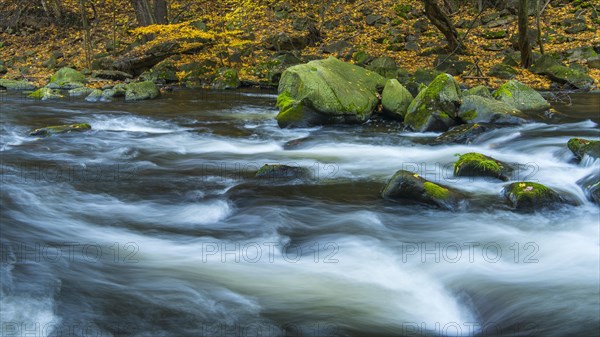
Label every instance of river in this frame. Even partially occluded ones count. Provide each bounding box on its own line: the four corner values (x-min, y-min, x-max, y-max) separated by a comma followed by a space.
1, 90, 599, 337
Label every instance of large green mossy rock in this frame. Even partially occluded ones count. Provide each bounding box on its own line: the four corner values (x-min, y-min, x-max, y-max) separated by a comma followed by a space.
47, 67, 87, 89
29, 123, 91, 136
381, 79, 413, 120
567, 138, 600, 160
381, 170, 465, 209
125, 81, 160, 101
366, 57, 405, 79
463, 85, 493, 99
0, 79, 36, 90
531, 54, 594, 90
404, 73, 461, 132
458, 95, 526, 125
492, 80, 550, 112
503, 182, 563, 211
454, 152, 513, 181
276, 57, 386, 128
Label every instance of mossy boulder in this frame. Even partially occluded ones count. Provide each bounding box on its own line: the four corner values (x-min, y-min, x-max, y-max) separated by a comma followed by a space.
276, 56, 386, 128
68, 87, 95, 97
47, 67, 87, 89
213, 68, 241, 90
503, 182, 563, 211
492, 80, 551, 112
255, 164, 312, 180
381, 170, 465, 209
432, 123, 494, 145
402, 68, 442, 96
141, 60, 178, 84
458, 95, 526, 125
366, 57, 404, 79
531, 54, 595, 90
125, 81, 160, 101
381, 79, 413, 120
28, 88, 63, 100
454, 152, 513, 181
404, 73, 461, 132
0, 79, 36, 90
29, 123, 91, 137
567, 138, 600, 160
464, 85, 493, 99
85, 89, 104, 102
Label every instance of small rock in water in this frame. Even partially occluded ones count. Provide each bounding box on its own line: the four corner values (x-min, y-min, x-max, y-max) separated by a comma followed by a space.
381, 170, 465, 209
454, 152, 513, 181
567, 138, 600, 160
503, 182, 563, 211
29, 123, 91, 137
255, 164, 312, 181
432, 123, 494, 145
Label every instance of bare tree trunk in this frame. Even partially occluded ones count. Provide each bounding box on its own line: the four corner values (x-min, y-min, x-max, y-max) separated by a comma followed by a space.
423, 0, 465, 53
535, 0, 544, 54
518, 0, 533, 68
130, 0, 154, 26
79, 0, 92, 69
153, 0, 167, 24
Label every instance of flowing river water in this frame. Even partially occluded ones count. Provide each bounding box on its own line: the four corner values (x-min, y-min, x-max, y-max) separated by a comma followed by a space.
0, 90, 599, 337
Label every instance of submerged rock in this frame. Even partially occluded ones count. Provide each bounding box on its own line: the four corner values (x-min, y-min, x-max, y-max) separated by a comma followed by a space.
577, 173, 600, 205
503, 182, 563, 211
381, 170, 465, 209
458, 95, 526, 125
454, 152, 513, 181
432, 123, 494, 145
492, 80, 551, 112
255, 164, 312, 180
404, 73, 461, 132
276, 56, 385, 128
125, 81, 160, 101
567, 138, 600, 160
29, 123, 91, 136
381, 79, 413, 120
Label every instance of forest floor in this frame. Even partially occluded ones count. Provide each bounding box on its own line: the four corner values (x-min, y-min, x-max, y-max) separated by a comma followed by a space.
0, 0, 599, 90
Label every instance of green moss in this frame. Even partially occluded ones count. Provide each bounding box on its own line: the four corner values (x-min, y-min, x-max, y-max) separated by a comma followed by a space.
28, 87, 63, 100
276, 91, 305, 127
454, 152, 502, 175
508, 182, 553, 201
568, 137, 600, 159
30, 123, 91, 136
423, 181, 450, 199
461, 109, 478, 121
0, 79, 36, 90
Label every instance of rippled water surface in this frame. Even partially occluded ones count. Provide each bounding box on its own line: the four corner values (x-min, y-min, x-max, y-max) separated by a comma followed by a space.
1, 90, 599, 337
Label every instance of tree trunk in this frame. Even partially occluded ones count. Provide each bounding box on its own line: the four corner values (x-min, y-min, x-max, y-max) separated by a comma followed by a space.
153, 0, 167, 24
518, 0, 533, 68
130, 0, 154, 26
423, 0, 465, 53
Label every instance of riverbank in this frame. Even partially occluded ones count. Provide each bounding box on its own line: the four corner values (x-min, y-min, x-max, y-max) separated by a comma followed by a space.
1, 0, 599, 91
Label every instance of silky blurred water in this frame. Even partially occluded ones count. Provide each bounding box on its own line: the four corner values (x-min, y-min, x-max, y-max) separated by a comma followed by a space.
1, 90, 598, 337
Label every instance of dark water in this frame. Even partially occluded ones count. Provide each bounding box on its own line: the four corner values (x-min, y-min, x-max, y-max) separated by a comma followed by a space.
1, 90, 599, 337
